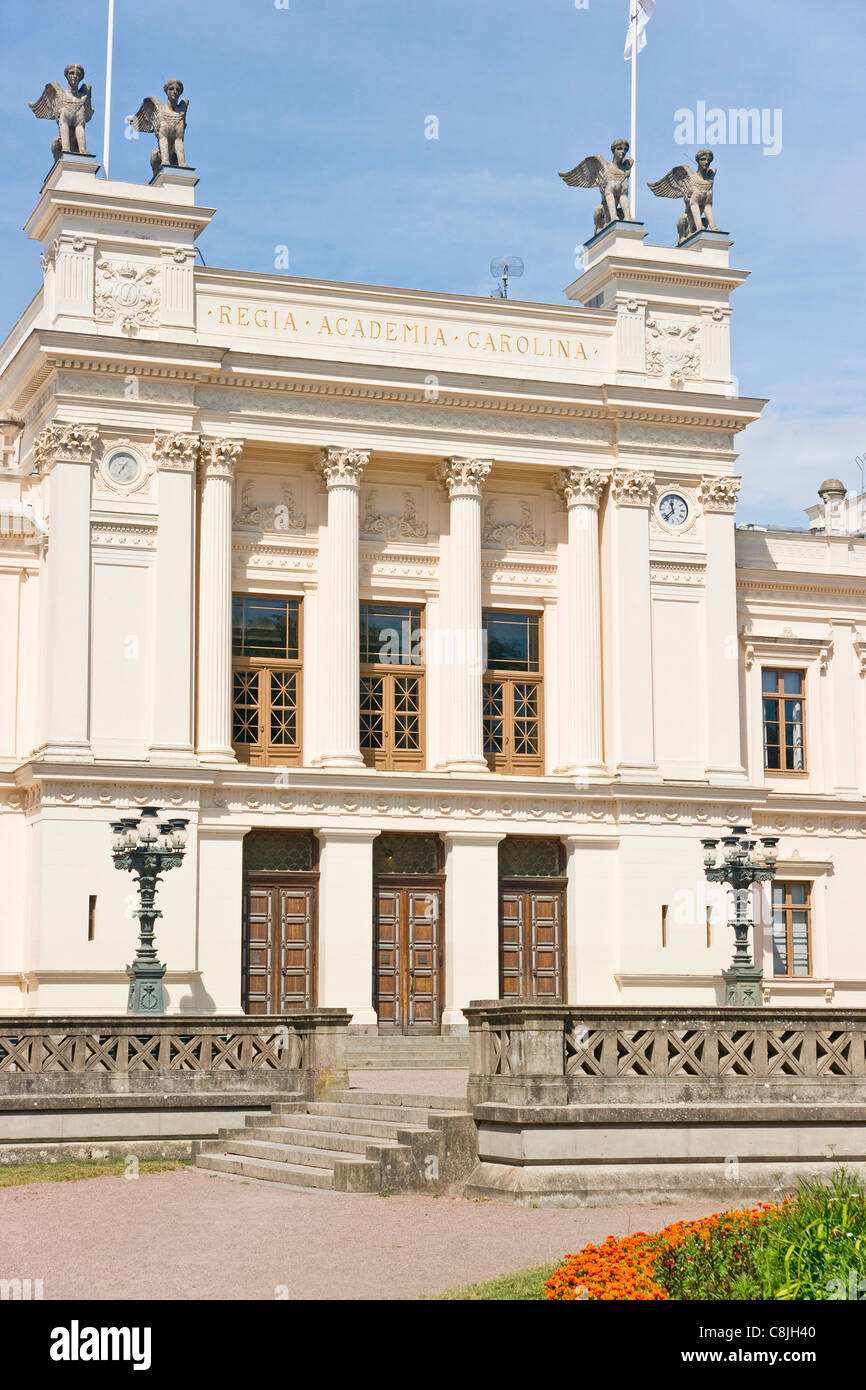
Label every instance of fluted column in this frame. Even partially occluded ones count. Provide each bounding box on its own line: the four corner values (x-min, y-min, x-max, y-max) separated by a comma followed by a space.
319, 446, 368, 768
196, 437, 243, 763
150, 433, 198, 761
556, 468, 607, 776
700, 475, 747, 782
33, 423, 98, 760
438, 456, 491, 772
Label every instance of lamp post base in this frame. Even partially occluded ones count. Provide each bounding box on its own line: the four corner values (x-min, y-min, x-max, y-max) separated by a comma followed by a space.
722, 966, 763, 1007
127, 962, 167, 1014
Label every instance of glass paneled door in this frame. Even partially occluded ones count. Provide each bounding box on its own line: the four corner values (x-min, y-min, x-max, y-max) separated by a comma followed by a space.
373, 835, 443, 1034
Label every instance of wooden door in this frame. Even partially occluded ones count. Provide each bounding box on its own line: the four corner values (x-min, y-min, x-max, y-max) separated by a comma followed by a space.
499, 884, 565, 1000
242, 876, 317, 1013
375, 881, 442, 1033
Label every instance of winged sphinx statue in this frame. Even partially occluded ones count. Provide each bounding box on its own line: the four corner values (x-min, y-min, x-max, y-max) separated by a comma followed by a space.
29, 63, 93, 162
129, 79, 190, 176
559, 138, 633, 235
648, 150, 719, 244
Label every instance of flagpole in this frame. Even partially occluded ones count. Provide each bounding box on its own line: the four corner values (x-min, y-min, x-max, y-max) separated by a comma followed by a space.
629, 0, 638, 219
103, 0, 115, 177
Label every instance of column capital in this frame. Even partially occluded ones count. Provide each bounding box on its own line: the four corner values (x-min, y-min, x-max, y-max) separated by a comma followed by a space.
699, 474, 741, 513
33, 423, 99, 473
439, 456, 492, 500
199, 437, 243, 481
556, 467, 609, 509
153, 432, 199, 473
319, 446, 370, 489
610, 469, 655, 507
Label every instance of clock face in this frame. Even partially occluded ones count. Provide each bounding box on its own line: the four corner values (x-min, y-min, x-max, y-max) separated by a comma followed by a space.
658, 492, 689, 527
107, 450, 140, 485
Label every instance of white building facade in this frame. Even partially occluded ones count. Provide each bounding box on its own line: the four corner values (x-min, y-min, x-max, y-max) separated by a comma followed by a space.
1, 156, 864, 1023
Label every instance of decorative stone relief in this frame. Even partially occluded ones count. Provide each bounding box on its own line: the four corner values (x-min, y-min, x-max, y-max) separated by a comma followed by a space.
90, 520, 157, 549
646, 316, 702, 386
33, 423, 99, 472
95, 259, 160, 334
234, 478, 306, 532
698, 475, 741, 513
610, 470, 655, 506
482, 498, 544, 549
361, 488, 427, 541
94, 438, 153, 499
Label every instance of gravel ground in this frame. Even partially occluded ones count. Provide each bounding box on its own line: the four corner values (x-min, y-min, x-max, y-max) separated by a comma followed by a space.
0, 1167, 721, 1301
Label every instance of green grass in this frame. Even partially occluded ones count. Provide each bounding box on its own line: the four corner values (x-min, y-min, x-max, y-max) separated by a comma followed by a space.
0, 1158, 188, 1187
427, 1261, 558, 1300
658, 1168, 866, 1301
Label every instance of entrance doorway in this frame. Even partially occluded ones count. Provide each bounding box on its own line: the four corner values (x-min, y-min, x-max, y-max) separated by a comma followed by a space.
498, 837, 566, 1000
373, 834, 443, 1033
242, 830, 318, 1013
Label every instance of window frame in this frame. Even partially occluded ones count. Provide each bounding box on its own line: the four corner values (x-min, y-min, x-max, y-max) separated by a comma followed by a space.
482, 608, 544, 775
770, 879, 813, 978
761, 666, 807, 775
359, 600, 426, 771
231, 594, 303, 767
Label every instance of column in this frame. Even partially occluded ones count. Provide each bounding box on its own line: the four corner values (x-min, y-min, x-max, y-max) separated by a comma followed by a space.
195, 824, 250, 1014
607, 470, 657, 778
556, 468, 608, 776
318, 447, 368, 768
316, 828, 379, 1030
437, 456, 491, 772
196, 437, 243, 763
33, 423, 98, 759
700, 476, 747, 783
440, 832, 503, 1031
150, 433, 198, 761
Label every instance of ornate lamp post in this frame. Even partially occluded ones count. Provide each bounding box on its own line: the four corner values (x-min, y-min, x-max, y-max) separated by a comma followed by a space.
110, 807, 189, 1014
701, 825, 778, 1007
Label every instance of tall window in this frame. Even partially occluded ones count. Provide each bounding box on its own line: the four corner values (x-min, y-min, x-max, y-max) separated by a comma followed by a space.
483, 610, 543, 774
359, 602, 424, 769
762, 669, 805, 772
771, 881, 812, 977
232, 595, 302, 765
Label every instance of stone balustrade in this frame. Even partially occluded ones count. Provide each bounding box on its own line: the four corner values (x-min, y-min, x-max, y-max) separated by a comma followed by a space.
464, 1000, 866, 1107
0, 1010, 350, 1101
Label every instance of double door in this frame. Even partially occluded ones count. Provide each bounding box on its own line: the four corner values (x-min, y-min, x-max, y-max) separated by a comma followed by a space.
242, 875, 317, 1013
499, 882, 566, 1000
374, 880, 443, 1033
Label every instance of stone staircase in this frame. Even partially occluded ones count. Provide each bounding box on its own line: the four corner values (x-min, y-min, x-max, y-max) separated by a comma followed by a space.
193, 1089, 476, 1194
347, 1034, 469, 1069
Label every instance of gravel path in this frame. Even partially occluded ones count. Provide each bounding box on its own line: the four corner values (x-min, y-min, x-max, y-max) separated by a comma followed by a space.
0, 1167, 720, 1300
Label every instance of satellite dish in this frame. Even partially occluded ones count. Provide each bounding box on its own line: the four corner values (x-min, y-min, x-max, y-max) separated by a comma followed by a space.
489, 256, 524, 298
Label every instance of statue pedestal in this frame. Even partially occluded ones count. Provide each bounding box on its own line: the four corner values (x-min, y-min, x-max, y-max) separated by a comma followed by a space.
150, 165, 199, 191
678, 228, 733, 252
583, 218, 646, 252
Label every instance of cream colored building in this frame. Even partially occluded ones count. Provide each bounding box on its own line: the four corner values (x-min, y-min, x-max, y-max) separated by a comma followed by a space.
1, 156, 864, 1022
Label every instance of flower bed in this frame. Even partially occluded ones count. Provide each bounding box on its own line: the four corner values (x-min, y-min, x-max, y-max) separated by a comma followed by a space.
544, 1170, 866, 1301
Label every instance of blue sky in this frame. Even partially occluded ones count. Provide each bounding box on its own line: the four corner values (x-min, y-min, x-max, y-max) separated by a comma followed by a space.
2, 0, 863, 524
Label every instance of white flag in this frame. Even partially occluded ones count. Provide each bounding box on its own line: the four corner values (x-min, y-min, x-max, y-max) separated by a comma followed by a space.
624, 0, 655, 59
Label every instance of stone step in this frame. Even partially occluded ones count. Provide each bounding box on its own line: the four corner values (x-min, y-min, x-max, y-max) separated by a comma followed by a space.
264, 1109, 431, 1141
196, 1151, 336, 1189
235, 1124, 405, 1157
327, 1090, 467, 1112
306, 1100, 453, 1125
218, 1136, 376, 1170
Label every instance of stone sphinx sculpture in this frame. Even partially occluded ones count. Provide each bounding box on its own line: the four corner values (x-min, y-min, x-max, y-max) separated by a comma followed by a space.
559, 138, 633, 235
648, 150, 719, 244
130, 79, 190, 175
29, 63, 94, 161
